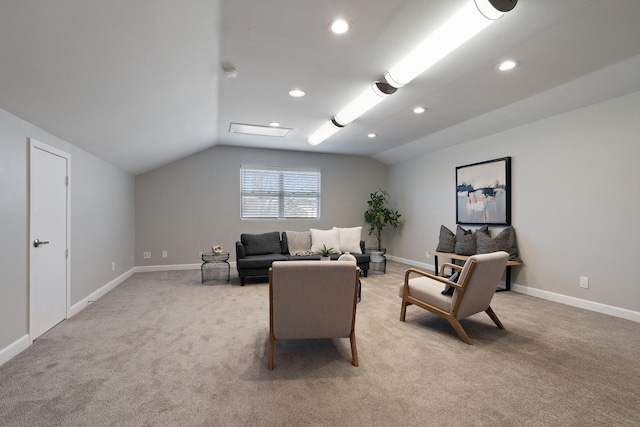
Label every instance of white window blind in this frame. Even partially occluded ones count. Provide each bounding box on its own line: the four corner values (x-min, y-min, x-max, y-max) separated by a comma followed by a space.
240, 167, 320, 219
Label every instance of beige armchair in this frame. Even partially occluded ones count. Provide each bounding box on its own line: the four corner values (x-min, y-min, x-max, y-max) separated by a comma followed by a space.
269, 261, 360, 370
399, 251, 509, 344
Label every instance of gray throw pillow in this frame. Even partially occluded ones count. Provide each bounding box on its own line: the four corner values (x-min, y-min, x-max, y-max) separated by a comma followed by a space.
241, 231, 282, 256
476, 226, 521, 262
454, 225, 488, 255
435, 225, 456, 253
441, 269, 460, 296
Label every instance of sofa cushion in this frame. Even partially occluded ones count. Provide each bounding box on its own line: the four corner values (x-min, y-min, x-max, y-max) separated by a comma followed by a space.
333, 226, 362, 254
241, 231, 282, 256
285, 254, 322, 261
435, 225, 456, 253
476, 226, 522, 262
237, 253, 288, 269
454, 225, 488, 256
310, 228, 341, 254
284, 231, 314, 256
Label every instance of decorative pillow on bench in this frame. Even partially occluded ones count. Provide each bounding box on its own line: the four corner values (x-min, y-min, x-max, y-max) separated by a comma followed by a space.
476, 226, 521, 262
435, 225, 456, 253
454, 225, 488, 256
435, 224, 521, 264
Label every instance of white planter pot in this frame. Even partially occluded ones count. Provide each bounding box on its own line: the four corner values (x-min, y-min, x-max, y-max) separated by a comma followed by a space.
368, 248, 386, 263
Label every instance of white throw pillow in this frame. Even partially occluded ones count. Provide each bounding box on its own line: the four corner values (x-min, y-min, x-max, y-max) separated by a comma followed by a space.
310, 228, 341, 254
333, 226, 362, 254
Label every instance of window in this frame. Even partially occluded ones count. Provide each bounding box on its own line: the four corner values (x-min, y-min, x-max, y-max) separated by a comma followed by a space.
240, 166, 320, 219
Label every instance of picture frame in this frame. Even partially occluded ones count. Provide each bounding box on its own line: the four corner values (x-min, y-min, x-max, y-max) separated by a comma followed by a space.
456, 157, 511, 225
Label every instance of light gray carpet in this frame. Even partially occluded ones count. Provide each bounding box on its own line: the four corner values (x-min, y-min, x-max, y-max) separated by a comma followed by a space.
1, 261, 639, 426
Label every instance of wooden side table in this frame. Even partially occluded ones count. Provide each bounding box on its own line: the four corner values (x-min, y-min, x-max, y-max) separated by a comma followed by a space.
201, 252, 230, 284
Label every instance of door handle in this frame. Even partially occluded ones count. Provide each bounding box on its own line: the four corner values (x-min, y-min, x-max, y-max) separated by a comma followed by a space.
33, 239, 50, 247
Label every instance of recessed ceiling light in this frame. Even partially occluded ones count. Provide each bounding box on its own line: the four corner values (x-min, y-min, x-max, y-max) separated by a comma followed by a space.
288, 89, 305, 97
413, 106, 426, 114
367, 133, 377, 138
269, 122, 280, 127
498, 60, 519, 71
331, 19, 350, 34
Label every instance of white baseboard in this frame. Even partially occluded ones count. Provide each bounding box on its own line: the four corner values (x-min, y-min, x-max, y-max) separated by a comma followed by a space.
133, 261, 237, 273
68, 268, 136, 318
512, 284, 640, 323
386, 254, 433, 272
0, 334, 29, 367
134, 263, 201, 273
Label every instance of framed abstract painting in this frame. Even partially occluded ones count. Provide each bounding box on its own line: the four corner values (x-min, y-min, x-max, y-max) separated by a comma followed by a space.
456, 157, 511, 225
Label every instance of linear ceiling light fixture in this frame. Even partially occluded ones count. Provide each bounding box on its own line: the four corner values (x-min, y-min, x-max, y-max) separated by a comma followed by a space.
307, 0, 517, 146
384, 0, 517, 88
307, 118, 343, 146
308, 82, 396, 145
334, 81, 397, 126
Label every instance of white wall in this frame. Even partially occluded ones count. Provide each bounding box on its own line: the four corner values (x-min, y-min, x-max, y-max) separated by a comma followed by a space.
69, 149, 136, 303
0, 108, 135, 362
388, 90, 640, 313
135, 145, 388, 266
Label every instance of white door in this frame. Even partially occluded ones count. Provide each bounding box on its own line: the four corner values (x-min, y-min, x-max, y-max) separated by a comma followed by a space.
29, 139, 70, 341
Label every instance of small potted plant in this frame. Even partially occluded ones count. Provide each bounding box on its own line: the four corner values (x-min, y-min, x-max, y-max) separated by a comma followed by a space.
364, 189, 402, 260
318, 244, 335, 261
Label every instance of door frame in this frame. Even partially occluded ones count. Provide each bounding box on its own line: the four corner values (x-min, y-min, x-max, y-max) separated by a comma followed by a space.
29, 138, 71, 343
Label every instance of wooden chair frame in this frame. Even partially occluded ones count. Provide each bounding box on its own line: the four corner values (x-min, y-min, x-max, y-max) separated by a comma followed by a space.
400, 260, 504, 344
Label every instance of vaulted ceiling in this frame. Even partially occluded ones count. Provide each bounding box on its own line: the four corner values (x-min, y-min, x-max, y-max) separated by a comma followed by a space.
2, 0, 640, 174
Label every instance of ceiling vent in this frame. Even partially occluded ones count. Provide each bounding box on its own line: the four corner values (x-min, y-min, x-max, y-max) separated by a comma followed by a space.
229, 123, 292, 138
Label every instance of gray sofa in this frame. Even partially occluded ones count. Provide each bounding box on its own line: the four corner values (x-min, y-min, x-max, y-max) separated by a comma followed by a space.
235, 231, 370, 285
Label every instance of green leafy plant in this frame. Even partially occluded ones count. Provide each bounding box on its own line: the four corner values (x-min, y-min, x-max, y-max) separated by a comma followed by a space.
364, 189, 402, 251
318, 244, 335, 256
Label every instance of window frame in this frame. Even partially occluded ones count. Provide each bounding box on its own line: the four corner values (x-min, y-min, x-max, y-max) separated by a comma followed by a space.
240, 166, 321, 220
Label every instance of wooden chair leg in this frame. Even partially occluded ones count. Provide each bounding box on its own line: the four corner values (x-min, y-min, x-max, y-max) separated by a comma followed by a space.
400, 300, 407, 321
268, 333, 275, 370
485, 306, 504, 329
448, 317, 473, 345
350, 331, 359, 367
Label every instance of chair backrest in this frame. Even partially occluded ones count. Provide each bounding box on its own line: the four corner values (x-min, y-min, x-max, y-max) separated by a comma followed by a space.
270, 261, 359, 340
451, 251, 509, 319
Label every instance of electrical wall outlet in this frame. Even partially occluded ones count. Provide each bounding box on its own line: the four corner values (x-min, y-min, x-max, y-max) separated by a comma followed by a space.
580, 276, 589, 289
143, 251, 151, 259
111, 261, 115, 271
162, 251, 168, 258
198, 251, 203, 257
425, 251, 430, 259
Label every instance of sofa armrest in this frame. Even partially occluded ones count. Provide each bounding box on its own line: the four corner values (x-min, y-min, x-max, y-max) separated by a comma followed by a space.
235, 241, 246, 260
